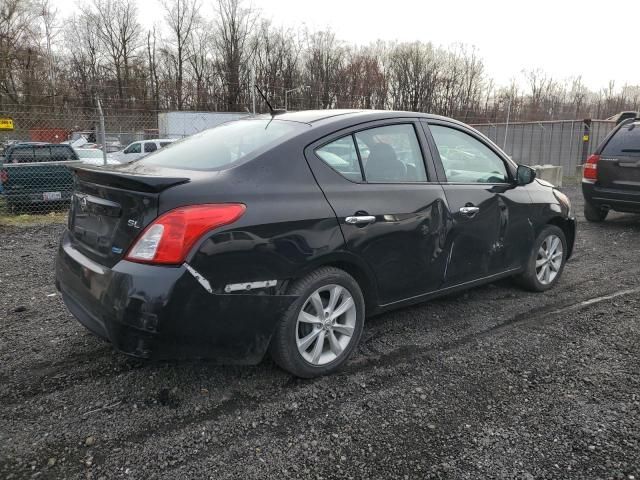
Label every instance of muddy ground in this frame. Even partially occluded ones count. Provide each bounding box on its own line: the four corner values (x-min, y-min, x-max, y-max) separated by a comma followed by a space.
1, 184, 639, 479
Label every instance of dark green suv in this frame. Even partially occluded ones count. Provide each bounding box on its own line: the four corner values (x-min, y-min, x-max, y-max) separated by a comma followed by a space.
0, 143, 80, 212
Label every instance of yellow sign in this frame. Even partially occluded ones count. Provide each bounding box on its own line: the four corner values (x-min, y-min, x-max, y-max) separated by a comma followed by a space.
0, 118, 14, 130
582, 135, 589, 141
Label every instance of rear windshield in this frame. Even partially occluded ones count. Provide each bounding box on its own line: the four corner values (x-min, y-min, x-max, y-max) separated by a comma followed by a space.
138, 119, 304, 170
602, 122, 640, 157
7, 145, 77, 163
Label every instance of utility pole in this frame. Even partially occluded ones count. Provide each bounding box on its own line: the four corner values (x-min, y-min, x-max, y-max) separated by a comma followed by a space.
96, 96, 107, 166
503, 98, 511, 150
251, 67, 256, 114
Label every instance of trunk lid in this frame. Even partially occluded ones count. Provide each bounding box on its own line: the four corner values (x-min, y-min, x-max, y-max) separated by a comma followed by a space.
69, 166, 189, 268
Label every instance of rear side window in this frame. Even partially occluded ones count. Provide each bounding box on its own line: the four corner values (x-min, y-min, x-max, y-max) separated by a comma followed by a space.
139, 119, 304, 171
602, 122, 640, 157
355, 124, 427, 183
144, 142, 158, 153
159, 142, 172, 148
316, 136, 363, 182
316, 124, 428, 183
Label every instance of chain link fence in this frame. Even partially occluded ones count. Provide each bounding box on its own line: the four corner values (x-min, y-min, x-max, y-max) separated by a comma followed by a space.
0, 105, 619, 216
471, 119, 617, 176
0, 106, 249, 215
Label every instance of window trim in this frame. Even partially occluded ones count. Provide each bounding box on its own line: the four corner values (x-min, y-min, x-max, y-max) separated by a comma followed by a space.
421, 119, 517, 185
310, 119, 437, 185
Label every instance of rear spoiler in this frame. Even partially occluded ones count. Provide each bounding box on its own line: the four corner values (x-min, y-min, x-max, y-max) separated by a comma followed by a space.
72, 165, 190, 193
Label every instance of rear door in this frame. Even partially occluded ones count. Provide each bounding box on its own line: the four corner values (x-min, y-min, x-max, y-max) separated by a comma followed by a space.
305, 120, 450, 306
597, 121, 640, 190
423, 121, 533, 285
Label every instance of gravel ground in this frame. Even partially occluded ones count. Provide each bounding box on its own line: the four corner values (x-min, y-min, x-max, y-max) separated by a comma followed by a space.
1, 184, 639, 480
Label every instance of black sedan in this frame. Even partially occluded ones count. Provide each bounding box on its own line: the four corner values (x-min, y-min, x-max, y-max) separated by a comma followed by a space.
55, 110, 575, 377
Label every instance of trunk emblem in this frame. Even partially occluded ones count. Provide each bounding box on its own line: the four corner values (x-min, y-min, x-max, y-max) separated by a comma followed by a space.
112, 246, 123, 254
127, 219, 141, 229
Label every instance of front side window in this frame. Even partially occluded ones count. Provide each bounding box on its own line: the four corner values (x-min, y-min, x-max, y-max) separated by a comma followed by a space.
138, 119, 304, 171
316, 136, 363, 182
124, 143, 141, 154
430, 125, 509, 183
355, 124, 427, 183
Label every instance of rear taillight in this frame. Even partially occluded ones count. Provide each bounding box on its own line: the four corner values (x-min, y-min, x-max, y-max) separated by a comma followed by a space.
125, 203, 246, 265
583, 154, 600, 180
0, 169, 8, 184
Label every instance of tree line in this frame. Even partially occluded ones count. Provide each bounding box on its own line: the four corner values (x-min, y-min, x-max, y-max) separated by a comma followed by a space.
1, 0, 639, 123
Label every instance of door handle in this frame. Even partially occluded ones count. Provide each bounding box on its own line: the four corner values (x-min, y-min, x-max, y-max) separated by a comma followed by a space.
345, 215, 376, 225
459, 206, 480, 217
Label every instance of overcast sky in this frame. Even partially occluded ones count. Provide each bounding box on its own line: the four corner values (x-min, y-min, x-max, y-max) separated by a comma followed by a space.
57, 0, 638, 91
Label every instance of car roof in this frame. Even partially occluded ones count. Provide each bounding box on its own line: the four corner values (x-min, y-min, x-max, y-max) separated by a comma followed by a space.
10, 142, 69, 148
253, 109, 467, 128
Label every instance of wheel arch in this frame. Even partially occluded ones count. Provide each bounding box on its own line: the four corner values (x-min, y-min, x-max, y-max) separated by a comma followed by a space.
545, 216, 575, 259
293, 253, 380, 316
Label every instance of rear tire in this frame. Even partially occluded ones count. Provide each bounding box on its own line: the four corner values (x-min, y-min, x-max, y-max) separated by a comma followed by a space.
584, 201, 608, 222
269, 267, 365, 378
515, 225, 567, 292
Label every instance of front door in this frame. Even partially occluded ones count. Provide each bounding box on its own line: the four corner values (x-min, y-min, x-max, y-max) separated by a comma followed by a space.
423, 121, 533, 287
305, 120, 450, 306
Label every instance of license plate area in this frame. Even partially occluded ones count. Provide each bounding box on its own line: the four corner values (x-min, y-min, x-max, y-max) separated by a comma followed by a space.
43, 191, 62, 201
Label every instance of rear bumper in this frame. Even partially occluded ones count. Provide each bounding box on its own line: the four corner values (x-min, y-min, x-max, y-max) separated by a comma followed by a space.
55, 230, 297, 363
582, 181, 640, 213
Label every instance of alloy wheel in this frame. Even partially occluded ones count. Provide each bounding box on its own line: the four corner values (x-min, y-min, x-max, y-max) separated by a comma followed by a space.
296, 284, 357, 366
536, 234, 563, 285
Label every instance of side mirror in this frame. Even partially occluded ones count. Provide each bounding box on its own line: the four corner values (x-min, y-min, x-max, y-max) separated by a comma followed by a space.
515, 165, 536, 186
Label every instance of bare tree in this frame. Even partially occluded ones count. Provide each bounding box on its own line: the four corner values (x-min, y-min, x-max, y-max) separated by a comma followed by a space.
81, 0, 141, 105
304, 29, 344, 109
0, 0, 40, 105
213, 0, 256, 111
1, 0, 639, 123
36, 0, 60, 100
161, 0, 200, 109
147, 26, 160, 110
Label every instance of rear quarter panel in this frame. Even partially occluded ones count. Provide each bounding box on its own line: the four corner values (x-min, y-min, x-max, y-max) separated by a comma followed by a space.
158, 138, 348, 293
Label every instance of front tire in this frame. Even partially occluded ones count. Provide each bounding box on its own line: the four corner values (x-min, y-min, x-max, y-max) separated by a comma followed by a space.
584, 201, 608, 222
515, 225, 567, 292
269, 267, 365, 378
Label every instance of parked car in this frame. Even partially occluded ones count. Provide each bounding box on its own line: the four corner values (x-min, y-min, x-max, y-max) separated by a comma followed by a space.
74, 147, 120, 166
582, 117, 640, 221
0, 143, 80, 210
55, 110, 575, 377
111, 138, 177, 163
